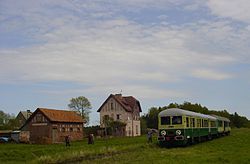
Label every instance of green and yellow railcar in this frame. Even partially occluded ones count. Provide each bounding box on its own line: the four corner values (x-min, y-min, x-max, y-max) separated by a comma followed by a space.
211, 114, 231, 136
157, 108, 229, 146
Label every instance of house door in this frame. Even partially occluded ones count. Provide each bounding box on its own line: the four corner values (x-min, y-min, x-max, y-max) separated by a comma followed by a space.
52, 128, 57, 143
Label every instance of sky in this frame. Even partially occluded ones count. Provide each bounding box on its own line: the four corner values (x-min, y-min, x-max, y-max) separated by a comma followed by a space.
1, 0, 250, 125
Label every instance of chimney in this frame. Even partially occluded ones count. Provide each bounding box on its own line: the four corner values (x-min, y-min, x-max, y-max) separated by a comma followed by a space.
27, 110, 31, 119
115, 93, 122, 97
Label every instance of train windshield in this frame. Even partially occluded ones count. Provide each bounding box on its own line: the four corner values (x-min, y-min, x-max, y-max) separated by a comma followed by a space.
161, 116, 170, 125
172, 116, 182, 124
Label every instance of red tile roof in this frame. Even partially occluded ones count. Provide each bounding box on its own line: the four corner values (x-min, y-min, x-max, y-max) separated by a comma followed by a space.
38, 108, 84, 123
97, 94, 142, 112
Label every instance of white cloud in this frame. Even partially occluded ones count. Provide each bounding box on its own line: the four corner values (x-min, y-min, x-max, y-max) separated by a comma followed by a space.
0, 0, 249, 102
207, 0, 250, 23
191, 69, 233, 80
0, 11, 244, 85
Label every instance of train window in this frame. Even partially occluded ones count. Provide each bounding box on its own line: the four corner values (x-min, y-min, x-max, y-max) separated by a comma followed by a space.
204, 120, 208, 127
161, 116, 170, 125
172, 116, 182, 124
218, 121, 223, 127
190, 118, 195, 127
186, 117, 189, 127
210, 121, 216, 127
225, 122, 229, 127
197, 119, 201, 128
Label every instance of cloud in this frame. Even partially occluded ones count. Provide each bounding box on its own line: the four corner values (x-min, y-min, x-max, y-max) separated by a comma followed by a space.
0, 0, 249, 102
191, 69, 233, 80
36, 84, 187, 101
207, 0, 250, 23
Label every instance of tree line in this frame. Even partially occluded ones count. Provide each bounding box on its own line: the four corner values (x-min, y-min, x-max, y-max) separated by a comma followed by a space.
141, 102, 250, 131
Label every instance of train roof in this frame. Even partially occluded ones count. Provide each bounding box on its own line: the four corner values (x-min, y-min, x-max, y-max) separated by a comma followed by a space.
159, 108, 217, 121
210, 114, 230, 122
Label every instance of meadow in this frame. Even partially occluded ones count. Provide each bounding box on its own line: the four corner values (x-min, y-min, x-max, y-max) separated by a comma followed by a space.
0, 128, 249, 164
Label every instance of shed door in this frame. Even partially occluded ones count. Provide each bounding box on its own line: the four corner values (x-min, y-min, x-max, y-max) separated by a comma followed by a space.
52, 128, 57, 143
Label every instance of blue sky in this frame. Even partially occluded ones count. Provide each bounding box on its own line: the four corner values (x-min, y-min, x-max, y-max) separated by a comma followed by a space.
1, 0, 250, 125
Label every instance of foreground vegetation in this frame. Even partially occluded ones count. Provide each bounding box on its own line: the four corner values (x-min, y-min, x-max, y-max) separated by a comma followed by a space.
0, 128, 249, 164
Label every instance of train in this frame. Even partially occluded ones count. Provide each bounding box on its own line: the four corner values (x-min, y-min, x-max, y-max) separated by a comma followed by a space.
157, 108, 231, 146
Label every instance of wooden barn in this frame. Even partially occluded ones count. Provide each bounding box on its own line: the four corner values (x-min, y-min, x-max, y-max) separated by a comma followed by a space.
21, 108, 84, 144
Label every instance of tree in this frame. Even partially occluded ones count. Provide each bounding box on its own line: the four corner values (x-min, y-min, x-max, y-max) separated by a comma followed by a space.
0, 110, 16, 130
102, 116, 113, 136
102, 116, 126, 136
68, 96, 92, 125
109, 120, 126, 136
140, 116, 148, 134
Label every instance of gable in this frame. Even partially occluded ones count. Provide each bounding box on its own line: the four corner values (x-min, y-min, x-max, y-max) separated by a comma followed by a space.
20, 111, 32, 120
97, 94, 142, 113
16, 112, 25, 121
31, 111, 49, 123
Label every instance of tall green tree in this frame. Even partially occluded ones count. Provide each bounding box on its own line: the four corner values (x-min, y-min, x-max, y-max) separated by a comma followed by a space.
68, 96, 92, 125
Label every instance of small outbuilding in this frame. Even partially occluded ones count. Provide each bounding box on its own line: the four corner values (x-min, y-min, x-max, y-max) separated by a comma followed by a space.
21, 108, 84, 144
15, 110, 33, 128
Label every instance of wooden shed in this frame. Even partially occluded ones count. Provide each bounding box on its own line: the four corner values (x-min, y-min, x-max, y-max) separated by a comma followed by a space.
21, 108, 84, 144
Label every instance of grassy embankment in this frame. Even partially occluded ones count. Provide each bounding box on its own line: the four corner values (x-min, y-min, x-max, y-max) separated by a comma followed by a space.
0, 128, 249, 164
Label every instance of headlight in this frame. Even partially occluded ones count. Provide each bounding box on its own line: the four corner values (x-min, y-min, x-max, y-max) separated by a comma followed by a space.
161, 130, 166, 136
176, 130, 181, 135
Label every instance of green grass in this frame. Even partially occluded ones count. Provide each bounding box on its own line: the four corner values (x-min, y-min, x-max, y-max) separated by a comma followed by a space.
0, 128, 249, 164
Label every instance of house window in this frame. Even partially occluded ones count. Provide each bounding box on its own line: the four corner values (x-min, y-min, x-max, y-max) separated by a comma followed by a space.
103, 115, 109, 125
70, 128, 73, 132
104, 115, 109, 120
62, 127, 65, 132
77, 128, 81, 132
111, 103, 114, 110
136, 125, 138, 135
116, 114, 121, 120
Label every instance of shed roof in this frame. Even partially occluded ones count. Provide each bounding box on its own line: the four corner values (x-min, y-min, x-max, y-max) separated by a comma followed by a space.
159, 108, 217, 120
38, 108, 84, 123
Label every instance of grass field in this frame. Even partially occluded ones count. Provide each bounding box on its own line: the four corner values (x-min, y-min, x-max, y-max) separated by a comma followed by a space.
0, 128, 249, 164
